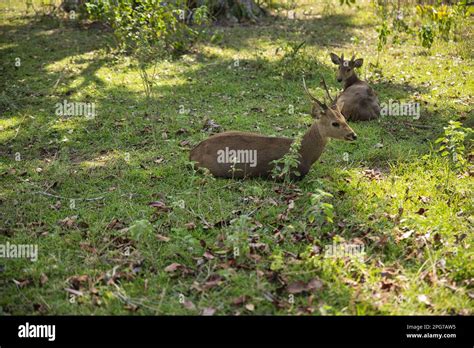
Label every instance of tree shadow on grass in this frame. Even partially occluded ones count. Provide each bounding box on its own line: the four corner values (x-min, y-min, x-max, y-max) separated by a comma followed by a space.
203, 11, 365, 53
0, 15, 114, 115
1, 11, 468, 202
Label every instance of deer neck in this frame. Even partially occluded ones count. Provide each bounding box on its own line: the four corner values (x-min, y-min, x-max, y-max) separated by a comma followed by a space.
298, 121, 328, 171
344, 73, 360, 90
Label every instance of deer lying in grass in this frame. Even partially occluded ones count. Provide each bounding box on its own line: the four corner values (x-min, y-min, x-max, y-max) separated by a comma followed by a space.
330, 53, 380, 121
189, 79, 357, 180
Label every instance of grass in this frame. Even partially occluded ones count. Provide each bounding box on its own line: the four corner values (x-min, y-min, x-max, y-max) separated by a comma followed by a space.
0, 0, 472, 315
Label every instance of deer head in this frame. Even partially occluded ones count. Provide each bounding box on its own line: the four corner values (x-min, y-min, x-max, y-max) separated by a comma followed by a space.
330, 53, 363, 83
303, 77, 357, 141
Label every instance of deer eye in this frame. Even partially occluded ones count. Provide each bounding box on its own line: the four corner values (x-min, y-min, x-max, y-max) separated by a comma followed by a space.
332, 122, 340, 128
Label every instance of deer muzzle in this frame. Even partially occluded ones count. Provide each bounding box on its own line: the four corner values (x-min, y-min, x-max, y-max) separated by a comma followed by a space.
345, 132, 357, 141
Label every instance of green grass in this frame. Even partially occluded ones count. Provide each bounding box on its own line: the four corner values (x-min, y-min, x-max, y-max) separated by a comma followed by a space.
0, 0, 473, 315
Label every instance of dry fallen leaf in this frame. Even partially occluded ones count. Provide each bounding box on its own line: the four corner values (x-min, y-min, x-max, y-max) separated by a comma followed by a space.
202, 119, 222, 133
106, 218, 127, 230
201, 307, 216, 316
156, 234, 170, 242
164, 263, 182, 273
13, 278, 31, 288
232, 295, 247, 306
124, 303, 139, 312
185, 222, 196, 230
58, 215, 78, 228
418, 196, 430, 204
39, 273, 48, 286
287, 278, 323, 294
183, 300, 196, 310
148, 201, 170, 212
175, 128, 188, 135
67, 275, 89, 290
203, 251, 214, 260
400, 230, 414, 240
306, 278, 323, 291
287, 281, 307, 294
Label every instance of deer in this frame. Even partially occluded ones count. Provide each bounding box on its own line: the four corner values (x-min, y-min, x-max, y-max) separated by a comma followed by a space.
329, 53, 380, 121
189, 78, 357, 180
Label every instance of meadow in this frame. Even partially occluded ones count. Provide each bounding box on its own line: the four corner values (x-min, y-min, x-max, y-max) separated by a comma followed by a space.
0, 0, 472, 315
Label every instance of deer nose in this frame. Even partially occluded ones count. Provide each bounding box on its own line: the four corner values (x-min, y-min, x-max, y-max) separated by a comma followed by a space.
337, 78, 342, 82
346, 132, 357, 141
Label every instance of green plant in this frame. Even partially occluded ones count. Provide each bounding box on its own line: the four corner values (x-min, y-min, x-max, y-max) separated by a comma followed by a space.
435, 120, 473, 172
275, 41, 316, 79
339, 0, 356, 6
85, 0, 209, 57
419, 24, 435, 49
306, 189, 335, 224
376, 20, 390, 64
270, 250, 284, 271
270, 133, 302, 182
86, 0, 209, 99
129, 219, 154, 242
416, 4, 456, 41
226, 215, 252, 259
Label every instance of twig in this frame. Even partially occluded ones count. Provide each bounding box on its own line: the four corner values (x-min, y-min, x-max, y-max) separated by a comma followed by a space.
52, 57, 72, 93
320, 76, 334, 104
32, 191, 105, 201
400, 121, 434, 129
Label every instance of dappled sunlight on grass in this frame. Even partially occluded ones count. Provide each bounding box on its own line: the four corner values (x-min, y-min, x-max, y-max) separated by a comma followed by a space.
79, 150, 124, 169
0, 0, 472, 316
0, 116, 22, 129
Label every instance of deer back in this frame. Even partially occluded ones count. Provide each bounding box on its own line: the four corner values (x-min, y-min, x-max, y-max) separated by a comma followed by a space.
337, 81, 380, 121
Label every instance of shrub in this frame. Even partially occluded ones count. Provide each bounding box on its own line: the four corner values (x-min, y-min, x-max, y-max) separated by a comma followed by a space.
85, 0, 210, 57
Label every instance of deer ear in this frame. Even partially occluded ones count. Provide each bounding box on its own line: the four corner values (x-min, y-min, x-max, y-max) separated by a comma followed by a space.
336, 101, 345, 113
311, 103, 325, 119
353, 58, 363, 68
330, 53, 340, 65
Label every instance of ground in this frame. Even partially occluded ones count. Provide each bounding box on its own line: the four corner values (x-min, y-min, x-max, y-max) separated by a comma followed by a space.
0, 1, 473, 315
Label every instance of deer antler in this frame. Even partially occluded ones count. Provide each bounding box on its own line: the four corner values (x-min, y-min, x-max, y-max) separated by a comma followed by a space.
341, 53, 344, 62
351, 54, 355, 62
302, 76, 326, 109
319, 76, 334, 105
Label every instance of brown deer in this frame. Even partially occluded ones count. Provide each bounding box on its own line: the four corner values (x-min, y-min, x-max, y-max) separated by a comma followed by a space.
330, 53, 380, 121
189, 78, 357, 180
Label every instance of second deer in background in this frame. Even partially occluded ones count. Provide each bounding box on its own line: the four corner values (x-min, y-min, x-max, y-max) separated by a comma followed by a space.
330, 53, 381, 121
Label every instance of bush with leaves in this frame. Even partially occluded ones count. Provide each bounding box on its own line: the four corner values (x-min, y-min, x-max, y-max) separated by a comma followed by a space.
85, 0, 210, 57
274, 41, 316, 80
270, 132, 303, 182
418, 24, 435, 49
339, 0, 356, 6
435, 120, 473, 172
376, 20, 390, 63
306, 189, 334, 225
372, 1, 470, 52
85, 0, 209, 100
